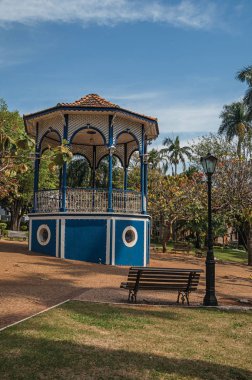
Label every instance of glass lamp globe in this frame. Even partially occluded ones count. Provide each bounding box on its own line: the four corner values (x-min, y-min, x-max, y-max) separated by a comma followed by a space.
200, 153, 218, 175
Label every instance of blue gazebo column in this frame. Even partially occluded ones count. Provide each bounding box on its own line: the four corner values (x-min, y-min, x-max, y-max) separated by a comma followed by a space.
124, 143, 128, 191
92, 146, 96, 188
33, 149, 40, 212
33, 122, 40, 212
92, 146, 96, 209
124, 143, 128, 210
144, 139, 148, 207
60, 114, 68, 212
141, 125, 146, 214
107, 115, 114, 212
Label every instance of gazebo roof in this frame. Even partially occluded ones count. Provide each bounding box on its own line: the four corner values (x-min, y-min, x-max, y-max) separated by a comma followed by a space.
23, 93, 159, 139
58, 93, 119, 108
57, 93, 157, 122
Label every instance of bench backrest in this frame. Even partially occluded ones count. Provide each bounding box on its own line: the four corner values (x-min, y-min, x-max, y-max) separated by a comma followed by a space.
126, 267, 203, 291
7, 230, 27, 238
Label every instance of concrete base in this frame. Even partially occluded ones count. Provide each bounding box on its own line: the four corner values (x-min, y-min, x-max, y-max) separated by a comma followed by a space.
29, 213, 151, 266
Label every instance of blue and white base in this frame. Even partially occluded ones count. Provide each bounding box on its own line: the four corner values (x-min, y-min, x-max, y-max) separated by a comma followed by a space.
29, 213, 151, 266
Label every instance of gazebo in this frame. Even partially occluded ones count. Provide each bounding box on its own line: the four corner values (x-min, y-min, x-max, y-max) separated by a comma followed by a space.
24, 94, 159, 266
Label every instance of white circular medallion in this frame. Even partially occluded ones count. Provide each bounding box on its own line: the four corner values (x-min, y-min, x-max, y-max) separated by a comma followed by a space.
122, 226, 138, 248
37, 224, 51, 246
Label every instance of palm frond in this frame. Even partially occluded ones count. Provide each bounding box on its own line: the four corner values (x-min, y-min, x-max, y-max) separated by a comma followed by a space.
236, 65, 252, 86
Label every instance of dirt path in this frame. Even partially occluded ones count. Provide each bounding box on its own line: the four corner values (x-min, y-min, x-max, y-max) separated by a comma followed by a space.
0, 240, 251, 329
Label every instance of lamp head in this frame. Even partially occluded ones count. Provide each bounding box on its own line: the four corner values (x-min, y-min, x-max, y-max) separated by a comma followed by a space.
200, 152, 218, 175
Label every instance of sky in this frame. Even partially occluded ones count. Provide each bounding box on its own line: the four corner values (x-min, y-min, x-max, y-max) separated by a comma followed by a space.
0, 0, 252, 147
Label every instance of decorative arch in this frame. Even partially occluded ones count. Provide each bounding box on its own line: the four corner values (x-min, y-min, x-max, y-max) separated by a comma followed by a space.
39, 128, 62, 153
96, 153, 124, 169
127, 149, 139, 167
67, 153, 92, 188
115, 130, 139, 147
70, 152, 92, 169
69, 125, 106, 145
41, 147, 50, 155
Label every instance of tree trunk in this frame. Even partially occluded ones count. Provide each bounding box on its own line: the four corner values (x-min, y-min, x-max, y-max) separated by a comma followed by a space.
10, 212, 22, 231
9, 201, 24, 231
237, 138, 242, 159
247, 222, 252, 266
162, 238, 167, 253
172, 220, 177, 242
159, 213, 167, 253
195, 232, 201, 249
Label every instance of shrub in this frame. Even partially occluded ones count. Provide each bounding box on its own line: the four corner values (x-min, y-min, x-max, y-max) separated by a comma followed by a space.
0, 222, 7, 234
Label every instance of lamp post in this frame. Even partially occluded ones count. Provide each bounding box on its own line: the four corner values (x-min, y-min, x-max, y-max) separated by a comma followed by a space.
200, 153, 218, 306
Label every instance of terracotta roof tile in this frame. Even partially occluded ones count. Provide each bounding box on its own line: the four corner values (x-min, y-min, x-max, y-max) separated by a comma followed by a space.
58, 93, 120, 108
57, 93, 157, 122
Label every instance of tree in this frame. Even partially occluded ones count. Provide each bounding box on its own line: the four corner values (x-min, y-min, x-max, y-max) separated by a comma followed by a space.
191, 133, 252, 265
0, 99, 34, 229
95, 156, 124, 189
213, 158, 252, 265
236, 65, 252, 118
67, 155, 91, 188
219, 102, 251, 158
148, 148, 163, 172
161, 136, 192, 175
191, 133, 236, 159
0, 100, 72, 230
147, 169, 207, 252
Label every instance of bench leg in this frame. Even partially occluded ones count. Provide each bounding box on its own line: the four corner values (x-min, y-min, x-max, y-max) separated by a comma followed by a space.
185, 292, 190, 306
128, 290, 131, 302
128, 290, 137, 303
177, 291, 181, 304
177, 291, 190, 306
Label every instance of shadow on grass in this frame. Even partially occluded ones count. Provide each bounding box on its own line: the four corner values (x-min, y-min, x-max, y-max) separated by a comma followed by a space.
62, 300, 180, 322
0, 330, 250, 380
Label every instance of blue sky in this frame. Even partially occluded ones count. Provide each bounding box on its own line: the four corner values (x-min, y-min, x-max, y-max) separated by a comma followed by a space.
0, 0, 251, 147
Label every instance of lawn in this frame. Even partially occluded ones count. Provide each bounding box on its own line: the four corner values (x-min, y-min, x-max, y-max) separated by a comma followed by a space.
213, 247, 248, 264
0, 301, 251, 380
151, 243, 248, 264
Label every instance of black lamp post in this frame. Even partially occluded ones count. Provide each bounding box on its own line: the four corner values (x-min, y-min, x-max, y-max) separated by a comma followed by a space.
200, 153, 218, 306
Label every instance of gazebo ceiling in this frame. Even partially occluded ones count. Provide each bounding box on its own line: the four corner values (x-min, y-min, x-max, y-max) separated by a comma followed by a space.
24, 93, 159, 139
72, 128, 104, 146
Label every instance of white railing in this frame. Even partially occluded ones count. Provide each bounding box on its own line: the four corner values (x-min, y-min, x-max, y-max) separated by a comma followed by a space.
35, 188, 141, 213
35, 189, 61, 213
113, 190, 141, 213
66, 188, 107, 212
92, 189, 108, 212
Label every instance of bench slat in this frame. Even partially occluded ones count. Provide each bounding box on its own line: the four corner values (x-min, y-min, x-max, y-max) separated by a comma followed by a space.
125, 279, 200, 284
127, 274, 200, 279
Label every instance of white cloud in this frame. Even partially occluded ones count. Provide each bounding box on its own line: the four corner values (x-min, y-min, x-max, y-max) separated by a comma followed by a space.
0, 0, 218, 30
113, 93, 223, 135
156, 103, 222, 134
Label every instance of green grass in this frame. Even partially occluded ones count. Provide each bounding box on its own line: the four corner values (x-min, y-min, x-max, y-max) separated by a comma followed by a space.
213, 247, 247, 264
151, 243, 248, 264
1, 301, 251, 380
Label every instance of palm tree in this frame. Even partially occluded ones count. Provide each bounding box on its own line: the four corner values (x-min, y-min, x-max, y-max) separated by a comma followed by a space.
148, 148, 162, 171
219, 101, 251, 158
160, 136, 192, 175
236, 66, 252, 118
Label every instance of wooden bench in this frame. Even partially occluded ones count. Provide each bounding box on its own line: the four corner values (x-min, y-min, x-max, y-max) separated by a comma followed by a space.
120, 267, 203, 305
7, 230, 27, 241
172, 242, 190, 253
